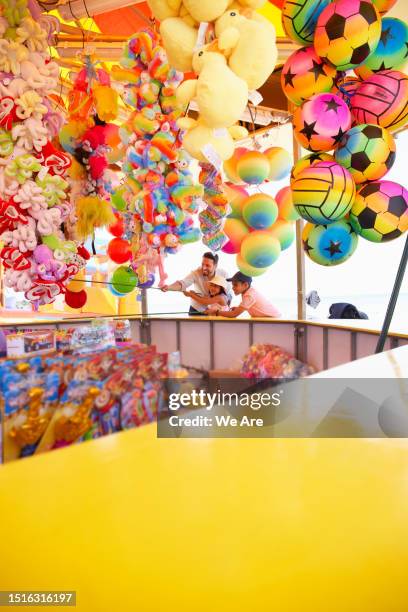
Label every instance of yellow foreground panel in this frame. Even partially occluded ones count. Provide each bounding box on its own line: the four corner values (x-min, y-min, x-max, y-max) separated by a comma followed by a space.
1, 428, 408, 611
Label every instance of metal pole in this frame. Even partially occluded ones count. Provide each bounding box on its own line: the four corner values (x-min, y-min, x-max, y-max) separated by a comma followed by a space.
375, 235, 408, 354
290, 103, 306, 321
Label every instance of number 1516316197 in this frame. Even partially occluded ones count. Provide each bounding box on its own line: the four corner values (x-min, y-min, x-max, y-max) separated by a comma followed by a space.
0, 591, 76, 606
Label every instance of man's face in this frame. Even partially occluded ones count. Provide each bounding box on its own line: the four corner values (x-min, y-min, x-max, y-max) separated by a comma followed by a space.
232, 281, 248, 295
201, 257, 215, 277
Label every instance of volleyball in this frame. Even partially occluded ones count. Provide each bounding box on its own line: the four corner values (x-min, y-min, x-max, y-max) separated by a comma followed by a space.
291, 152, 335, 183
282, 0, 332, 45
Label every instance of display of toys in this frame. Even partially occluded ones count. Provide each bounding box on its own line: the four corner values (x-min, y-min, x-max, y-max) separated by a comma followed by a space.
302, 219, 359, 265
349, 180, 408, 242
6, 331, 55, 358
314, 0, 381, 72
293, 93, 352, 152
291, 161, 356, 224
240, 344, 315, 379
334, 124, 396, 184
351, 70, 408, 132
290, 152, 335, 183
114, 320, 132, 344
224, 146, 292, 186
282, 0, 332, 45
355, 18, 408, 79
281, 45, 337, 106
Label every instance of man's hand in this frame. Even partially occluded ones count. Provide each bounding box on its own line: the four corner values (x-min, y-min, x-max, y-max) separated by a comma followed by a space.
161, 285, 169, 292
183, 290, 192, 297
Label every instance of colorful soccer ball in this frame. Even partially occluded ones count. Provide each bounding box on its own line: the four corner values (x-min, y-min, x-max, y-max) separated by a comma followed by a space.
291, 161, 356, 224
355, 18, 408, 79
371, 0, 397, 15
240, 230, 282, 268
275, 186, 301, 221
314, 0, 381, 72
281, 46, 337, 106
282, 0, 332, 45
293, 93, 352, 152
290, 152, 335, 183
350, 181, 408, 242
242, 193, 279, 230
302, 219, 359, 265
334, 124, 396, 184
264, 147, 292, 181
351, 70, 408, 132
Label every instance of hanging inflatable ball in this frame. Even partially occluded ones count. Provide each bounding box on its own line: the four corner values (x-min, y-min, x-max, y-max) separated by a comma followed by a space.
222, 218, 250, 254
281, 46, 337, 106
355, 18, 408, 79
302, 219, 359, 265
236, 151, 271, 185
242, 194, 279, 230
240, 231, 281, 268
275, 186, 301, 222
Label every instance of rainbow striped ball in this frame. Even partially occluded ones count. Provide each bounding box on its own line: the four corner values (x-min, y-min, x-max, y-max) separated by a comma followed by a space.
350, 180, 408, 242
264, 147, 292, 181
355, 18, 408, 79
293, 93, 352, 152
290, 152, 335, 184
270, 220, 296, 250
242, 194, 278, 230
222, 218, 250, 254
224, 184, 249, 219
314, 0, 381, 72
302, 219, 359, 265
236, 151, 270, 185
351, 70, 408, 132
224, 147, 248, 184
282, 0, 332, 45
291, 161, 356, 224
236, 253, 268, 277
241, 230, 282, 268
275, 186, 301, 222
281, 46, 337, 106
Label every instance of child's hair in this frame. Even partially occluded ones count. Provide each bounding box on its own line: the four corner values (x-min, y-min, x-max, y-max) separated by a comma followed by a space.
203, 251, 219, 265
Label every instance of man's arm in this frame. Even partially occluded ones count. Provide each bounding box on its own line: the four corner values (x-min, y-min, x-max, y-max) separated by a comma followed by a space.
184, 291, 222, 306
161, 271, 195, 292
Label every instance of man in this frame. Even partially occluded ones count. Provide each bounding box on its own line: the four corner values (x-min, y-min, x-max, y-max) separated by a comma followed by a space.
161, 252, 230, 316
213, 271, 280, 318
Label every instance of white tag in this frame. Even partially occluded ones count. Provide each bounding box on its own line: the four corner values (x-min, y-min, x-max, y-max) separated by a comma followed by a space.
213, 128, 228, 139
194, 22, 209, 51
196, 198, 207, 209
37, 166, 49, 181
248, 90, 263, 106
201, 144, 222, 172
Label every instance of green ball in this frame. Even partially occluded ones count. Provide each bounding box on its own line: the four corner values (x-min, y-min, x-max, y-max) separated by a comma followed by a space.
111, 266, 138, 294
241, 231, 281, 269
302, 219, 358, 266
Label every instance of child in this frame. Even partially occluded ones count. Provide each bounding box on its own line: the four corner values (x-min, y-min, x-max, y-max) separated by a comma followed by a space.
214, 272, 280, 318
183, 275, 230, 315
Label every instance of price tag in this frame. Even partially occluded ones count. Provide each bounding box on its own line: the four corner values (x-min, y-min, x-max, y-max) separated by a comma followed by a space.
201, 144, 222, 172
194, 22, 209, 51
248, 90, 263, 106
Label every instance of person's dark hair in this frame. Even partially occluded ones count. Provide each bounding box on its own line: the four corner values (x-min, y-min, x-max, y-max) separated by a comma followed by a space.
203, 252, 219, 265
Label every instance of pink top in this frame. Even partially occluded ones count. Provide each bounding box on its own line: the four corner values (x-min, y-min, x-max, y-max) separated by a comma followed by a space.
240, 288, 280, 318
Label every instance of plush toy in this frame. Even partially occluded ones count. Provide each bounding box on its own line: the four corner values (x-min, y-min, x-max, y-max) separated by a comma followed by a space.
215, 7, 277, 90
179, 117, 247, 162
177, 45, 248, 128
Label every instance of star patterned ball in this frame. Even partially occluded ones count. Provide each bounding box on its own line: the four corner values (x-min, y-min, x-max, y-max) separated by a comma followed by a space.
281, 46, 337, 106
302, 219, 359, 265
355, 18, 408, 79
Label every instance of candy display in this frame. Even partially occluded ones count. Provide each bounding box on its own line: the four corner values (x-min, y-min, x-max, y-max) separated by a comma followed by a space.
302, 219, 359, 265
351, 70, 408, 132
292, 161, 356, 224
334, 124, 396, 184
0, 2, 87, 307
293, 93, 352, 152
314, 0, 381, 71
349, 181, 408, 242
0, 332, 168, 462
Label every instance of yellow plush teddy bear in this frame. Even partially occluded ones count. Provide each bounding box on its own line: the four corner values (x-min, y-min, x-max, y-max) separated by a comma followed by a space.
178, 117, 247, 162
176, 46, 248, 128
215, 6, 277, 90
150, 0, 267, 72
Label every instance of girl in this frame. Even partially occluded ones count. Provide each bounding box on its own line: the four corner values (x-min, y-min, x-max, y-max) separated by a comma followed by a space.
183, 275, 229, 315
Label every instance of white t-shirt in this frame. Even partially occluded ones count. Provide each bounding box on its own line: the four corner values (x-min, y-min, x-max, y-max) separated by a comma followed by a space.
179, 268, 230, 312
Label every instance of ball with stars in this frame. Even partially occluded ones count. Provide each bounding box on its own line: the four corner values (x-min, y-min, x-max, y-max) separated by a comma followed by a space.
302, 219, 359, 265
281, 46, 337, 106
355, 18, 408, 80
293, 93, 352, 152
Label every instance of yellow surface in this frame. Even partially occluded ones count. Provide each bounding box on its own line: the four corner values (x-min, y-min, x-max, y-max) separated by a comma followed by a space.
1, 426, 408, 611
257, 3, 285, 37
